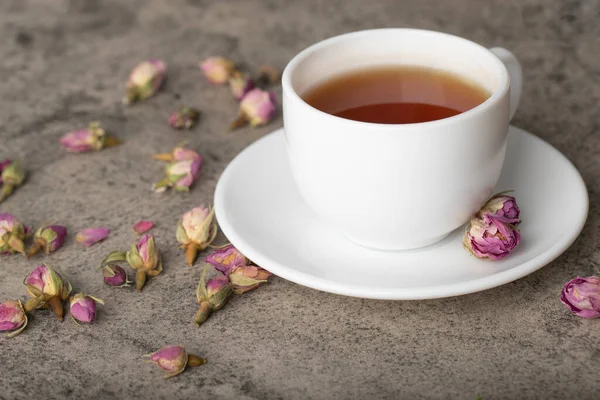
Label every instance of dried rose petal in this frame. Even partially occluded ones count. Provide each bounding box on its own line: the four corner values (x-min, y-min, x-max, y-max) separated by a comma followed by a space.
75, 227, 109, 247
168, 106, 200, 130
230, 88, 277, 130
124, 59, 167, 105
133, 220, 154, 235
200, 57, 235, 84
144, 345, 206, 379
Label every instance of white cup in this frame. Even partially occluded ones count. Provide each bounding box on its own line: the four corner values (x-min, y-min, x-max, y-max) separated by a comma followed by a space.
282, 29, 522, 250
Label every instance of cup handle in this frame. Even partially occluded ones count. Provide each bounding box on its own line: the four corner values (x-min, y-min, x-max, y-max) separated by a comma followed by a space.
489, 47, 522, 121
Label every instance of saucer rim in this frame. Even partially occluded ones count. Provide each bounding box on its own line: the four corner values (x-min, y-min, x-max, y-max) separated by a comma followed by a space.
215, 126, 589, 300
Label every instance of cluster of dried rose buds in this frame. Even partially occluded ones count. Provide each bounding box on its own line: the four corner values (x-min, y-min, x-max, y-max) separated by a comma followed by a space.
194, 244, 271, 327
176, 205, 218, 266
99, 234, 162, 292
0, 160, 25, 203
153, 147, 202, 193
199, 56, 278, 130
463, 192, 521, 260
144, 345, 206, 379
60, 122, 122, 153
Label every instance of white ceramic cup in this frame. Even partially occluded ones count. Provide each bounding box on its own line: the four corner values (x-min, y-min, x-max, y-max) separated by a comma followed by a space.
282, 29, 522, 250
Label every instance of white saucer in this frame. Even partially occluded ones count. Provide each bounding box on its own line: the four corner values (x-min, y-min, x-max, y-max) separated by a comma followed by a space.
214, 126, 588, 300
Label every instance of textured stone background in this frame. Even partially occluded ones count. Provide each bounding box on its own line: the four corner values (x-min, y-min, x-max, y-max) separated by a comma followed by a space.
0, 0, 599, 399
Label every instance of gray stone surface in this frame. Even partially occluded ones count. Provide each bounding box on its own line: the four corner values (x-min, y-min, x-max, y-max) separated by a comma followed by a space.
0, 0, 599, 399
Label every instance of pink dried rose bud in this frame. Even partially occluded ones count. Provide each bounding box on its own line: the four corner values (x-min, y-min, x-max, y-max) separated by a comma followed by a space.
0, 213, 28, 255
0, 160, 25, 203
194, 267, 233, 327
27, 225, 67, 258
176, 205, 218, 266
102, 264, 130, 287
229, 265, 272, 294
205, 244, 249, 275
561, 276, 600, 319
168, 106, 200, 130
23, 263, 72, 320
200, 56, 235, 84
257, 64, 280, 85
0, 300, 28, 338
133, 220, 154, 235
123, 59, 167, 105
69, 293, 104, 324
479, 192, 520, 224
144, 345, 206, 379
463, 216, 520, 260
126, 235, 163, 292
153, 147, 202, 193
230, 88, 277, 130
228, 71, 255, 101
60, 122, 121, 153
76, 227, 109, 247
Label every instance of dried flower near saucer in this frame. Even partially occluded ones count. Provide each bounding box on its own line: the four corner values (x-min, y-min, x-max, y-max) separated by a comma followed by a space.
0, 300, 28, 338
70, 293, 104, 324
561, 276, 600, 319
463, 192, 521, 260
23, 264, 72, 321
144, 345, 206, 379
153, 147, 202, 193
205, 244, 271, 293
176, 205, 217, 266
169, 106, 200, 130
76, 227, 109, 247
200, 56, 235, 84
123, 59, 166, 105
126, 235, 163, 292
0, 160, 25, 203
193, 266, 233, 327
27, 225, 67, 258
205, 244, 248, 274
230, 88, 277, 130
228, 71, 255, 101
60, 122, 121, 153
0, 213, 28, 255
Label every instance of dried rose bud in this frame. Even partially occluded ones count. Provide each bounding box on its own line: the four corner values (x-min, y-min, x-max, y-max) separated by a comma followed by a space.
0, 213, 28, 255
76, 227, 109, 247
230, 88, 277, 130
176, 205, 217, 266
194, 267, 233, 326
229, 265, 272, 294
60, 122, 121, 153
27, 225, 67, 258
0, 300, 28, 337
228, 71, 255, 101
102, 264, 131, 287
200, 56, 235, 84
23, 264, 72, 320
126, 235, 163, 292
153, 147, 202, 193
257, 65, 280, 85
463, 216, 520, 260
561, 276, 600, 319
144, 345, 206, 379
133, 220, 154, 235
69, 293, 104, 324
205, 244, 249, 275
0, 159, 12, 178
168, 106, 200, 130
0, 160, 25, 203
123, 59, 167, 105
479, 193, 520, 224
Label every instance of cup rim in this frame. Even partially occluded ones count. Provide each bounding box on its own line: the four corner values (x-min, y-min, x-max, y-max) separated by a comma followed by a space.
281, 28, 510, 129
